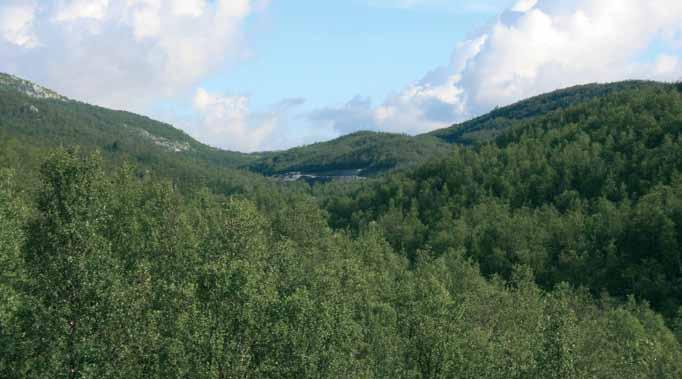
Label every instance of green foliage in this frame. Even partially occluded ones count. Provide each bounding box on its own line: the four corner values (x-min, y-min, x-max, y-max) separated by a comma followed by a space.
0, 169, 27, 377
20, 150, 123, 378
0, 75, 276, 202
248, 131, 453, 176
0, 75, 452, 186
3, 78, 682, 377
430, 80, 668, 145
0, 147, 680, 377
327, 83, 682, 316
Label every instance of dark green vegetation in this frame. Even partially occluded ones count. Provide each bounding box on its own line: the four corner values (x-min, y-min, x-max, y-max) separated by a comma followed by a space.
0, 73, 451, 179
2, 75, 682, 377
249, 131, 452, 176
429, 80, 665, 145
0, 73, 274, 194
327, 82, 682, 314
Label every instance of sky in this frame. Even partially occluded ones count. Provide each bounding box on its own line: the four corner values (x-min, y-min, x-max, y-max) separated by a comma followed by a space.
1, 0, 681, 152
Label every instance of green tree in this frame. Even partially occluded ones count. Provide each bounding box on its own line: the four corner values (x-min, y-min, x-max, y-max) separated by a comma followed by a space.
193, 199, 276, 377
22, 149, 121, 378
536, 285, 578, 378
0, 169, 27, 377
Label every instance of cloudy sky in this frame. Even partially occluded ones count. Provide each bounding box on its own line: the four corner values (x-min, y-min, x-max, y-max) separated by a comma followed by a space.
1, 0, 681, 152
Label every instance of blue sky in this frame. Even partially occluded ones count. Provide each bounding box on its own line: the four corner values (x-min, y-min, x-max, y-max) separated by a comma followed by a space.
206, 1, 505, 109
1, 0, 681, 151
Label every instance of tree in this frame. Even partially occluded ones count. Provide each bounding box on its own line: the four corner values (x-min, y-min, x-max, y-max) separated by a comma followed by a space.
193, 199, 276, 377
22, 149, 121, 378
0, 169, 27, 377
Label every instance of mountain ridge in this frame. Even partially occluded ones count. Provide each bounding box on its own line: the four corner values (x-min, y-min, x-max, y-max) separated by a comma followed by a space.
1, 72, 677, 181
427, 80, 668, 145
0, 73, 69, 101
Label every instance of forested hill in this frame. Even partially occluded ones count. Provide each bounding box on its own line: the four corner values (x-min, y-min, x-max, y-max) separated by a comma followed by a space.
247, 131, 452, 176
247, 80, 678, 176
0, 73, 265, 185
0, 73, 452, 179
3, 73, 672, 182
3, 75, 682, 376
323, 82, 682, 316
428, 80, 667, 145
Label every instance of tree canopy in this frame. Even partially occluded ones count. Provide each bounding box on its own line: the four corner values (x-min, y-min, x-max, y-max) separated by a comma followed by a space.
2, 79, 682, 377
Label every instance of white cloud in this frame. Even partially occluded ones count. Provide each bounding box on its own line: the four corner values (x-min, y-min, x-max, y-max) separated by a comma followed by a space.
54, 0, 110, 22
0, 0, 256, 110
126, 0, 162, 40
318, 0, 682, 136
192, 89, 267, 152
187, 88, 309, 152
172, 0, 206, 17
0, 2, 39, 48
0, 0, 332, 153
310, 96, 377, 134
460, 0, 682, 114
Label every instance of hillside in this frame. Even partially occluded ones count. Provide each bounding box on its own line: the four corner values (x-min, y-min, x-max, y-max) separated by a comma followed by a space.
2, 74, 678, 185
0, 73, 454, 180
0, 73, 286, 200
262, 81, 678, 180
248, 131, 452, 176
8, 74, 674, 184
428, 80, 668, 145
323, 82, 682, 316
3, 76, 682, 377
252, 81, 678, 179
0, 73, 259, 169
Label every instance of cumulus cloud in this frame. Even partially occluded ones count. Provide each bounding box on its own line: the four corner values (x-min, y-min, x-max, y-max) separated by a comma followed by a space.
185, 88, 310, 152
0, 0, 256, 110
317, 0, 682, 136
459, 0, 682, 114
172, 0, 207, 18
54, 0, 110, 22
0, 3, 39, 48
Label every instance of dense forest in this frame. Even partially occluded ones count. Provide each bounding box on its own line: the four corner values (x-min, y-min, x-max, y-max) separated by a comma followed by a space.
248, 132, 453, 176
0, 73, 450, 179
2, 75, 682, 377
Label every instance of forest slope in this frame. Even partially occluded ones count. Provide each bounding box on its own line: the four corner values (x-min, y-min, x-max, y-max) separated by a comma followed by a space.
0, 73, 279, 197
2, 76, 682, 377
0, 73, 451, 179
428, 80, 667, 145
5, 74, 669, 181
248, 131, 452, 176
323, 82, 682, 317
